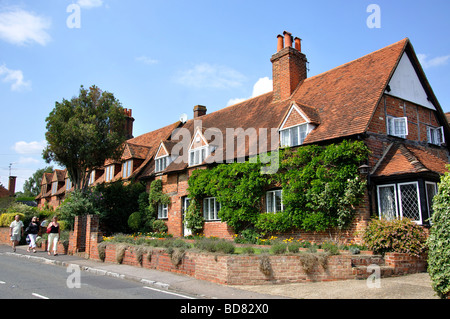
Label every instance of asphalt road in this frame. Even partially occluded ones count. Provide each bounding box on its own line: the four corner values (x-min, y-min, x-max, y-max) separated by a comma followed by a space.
0, 253, 196, 299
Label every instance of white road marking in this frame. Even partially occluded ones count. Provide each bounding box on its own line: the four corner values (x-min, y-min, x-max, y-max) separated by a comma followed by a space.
143, 286, 195, 299
32, 293, 50, 299
0, 281, 5, 284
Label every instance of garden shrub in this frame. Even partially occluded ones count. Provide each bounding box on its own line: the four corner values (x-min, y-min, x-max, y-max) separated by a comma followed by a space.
0, 213, 25, 227
362, 217, 428, 257
152, 220, 168, 233
270, 241, 287, 255
428, 170, 450, 299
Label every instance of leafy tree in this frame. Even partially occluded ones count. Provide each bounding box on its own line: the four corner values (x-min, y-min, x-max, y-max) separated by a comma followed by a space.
42, 85, 127, 191
428, 168, 450, 299
22, 166, 54, 197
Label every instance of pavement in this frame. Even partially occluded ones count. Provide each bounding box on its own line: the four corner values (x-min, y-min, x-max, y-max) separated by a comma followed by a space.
0, 244, 439, 299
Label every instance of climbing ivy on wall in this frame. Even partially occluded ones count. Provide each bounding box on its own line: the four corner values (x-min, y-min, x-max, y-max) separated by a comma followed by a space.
186, 140, 370, 235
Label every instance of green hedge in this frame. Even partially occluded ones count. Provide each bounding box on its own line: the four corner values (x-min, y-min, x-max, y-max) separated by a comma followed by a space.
362, 217, 428, 257
428, 170, 450, 299
0, 213, 25, 227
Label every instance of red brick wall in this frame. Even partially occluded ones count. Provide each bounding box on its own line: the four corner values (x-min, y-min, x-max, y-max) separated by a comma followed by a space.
0, 227, 10, 244
368, 94, 443, 145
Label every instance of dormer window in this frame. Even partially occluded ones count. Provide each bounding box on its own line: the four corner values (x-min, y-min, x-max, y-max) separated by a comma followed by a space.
122, 160, 133, 178
89, 170, 96, 185
105, 165, 115, 182
387, 116, 408, 139
51, 181, 58, 195
65, 178, 72, 191
188, 129, 212, 167
155, 155, 171, 173
427, 126, 445, 145
189, 146, 208, 166
280, 124, 308, 147
278, 103, 316, 148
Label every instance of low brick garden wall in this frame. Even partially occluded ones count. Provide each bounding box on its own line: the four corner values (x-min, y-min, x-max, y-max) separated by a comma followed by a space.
94, 242, 427, 285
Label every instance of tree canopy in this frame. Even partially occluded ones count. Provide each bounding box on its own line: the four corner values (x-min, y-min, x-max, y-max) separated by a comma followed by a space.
42, 85, 127, 190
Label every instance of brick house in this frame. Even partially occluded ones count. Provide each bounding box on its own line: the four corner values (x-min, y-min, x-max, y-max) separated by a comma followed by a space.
38, 32, 449, 242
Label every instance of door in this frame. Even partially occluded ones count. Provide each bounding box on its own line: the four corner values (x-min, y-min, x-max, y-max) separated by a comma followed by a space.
182, 197, 192, 237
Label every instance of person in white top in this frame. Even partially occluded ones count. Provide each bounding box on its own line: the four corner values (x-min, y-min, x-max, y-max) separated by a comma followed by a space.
10, 215, 24, 252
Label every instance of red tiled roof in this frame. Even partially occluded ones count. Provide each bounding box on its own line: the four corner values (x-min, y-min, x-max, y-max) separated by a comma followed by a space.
372, 143, 448, 177
139, 38, 419, 177
293, 38, 409, 144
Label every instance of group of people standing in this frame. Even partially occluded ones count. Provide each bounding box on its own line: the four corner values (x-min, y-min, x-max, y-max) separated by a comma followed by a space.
9, 214, 61, 256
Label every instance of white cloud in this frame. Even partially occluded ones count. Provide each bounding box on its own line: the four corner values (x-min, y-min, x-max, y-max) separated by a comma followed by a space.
77, 0, 103, 9
12, 140, 46, 155
0, 64, 31, 91
0, 7, 51, 46
227, 77, 273, 106
417, 53, 450, 69
176, 63, 246, 89
135, 56, 159, 65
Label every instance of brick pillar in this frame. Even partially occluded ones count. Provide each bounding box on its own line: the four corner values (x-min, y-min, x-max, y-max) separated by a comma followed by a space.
85, 215, 100, 258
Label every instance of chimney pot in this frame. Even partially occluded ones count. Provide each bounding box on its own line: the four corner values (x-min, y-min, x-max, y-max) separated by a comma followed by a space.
294, 37, 301, 52
283, 31, 293, 47
193, 105, 207, 118
277, 34, 284, 52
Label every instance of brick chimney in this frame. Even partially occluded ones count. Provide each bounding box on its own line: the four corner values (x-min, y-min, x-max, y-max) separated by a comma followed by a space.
193, 105, 207, 118
123, 108, 134, 139
271, 31, 308, 102
8, 176, 16, 197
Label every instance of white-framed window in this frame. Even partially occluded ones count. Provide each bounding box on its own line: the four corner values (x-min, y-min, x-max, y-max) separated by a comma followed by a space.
157, 203, 168, 219
189, 146, 208, 166
425, 181, 438, 222
377, 181, 422, 224
280, 124, 308, 147
89, 170, 96, 185
122, 160, 133, 178
155, 156, 171, 173
427, 126, 445, 146
203, 197, 221, 221
65, 179, 72, 191
51, 181, 58, 195
105, 165, 115, 182
266, 189, 283, 213
387, 116, 408, 139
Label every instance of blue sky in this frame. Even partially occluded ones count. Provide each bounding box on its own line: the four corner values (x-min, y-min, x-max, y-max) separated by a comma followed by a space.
1, 0, 450, 192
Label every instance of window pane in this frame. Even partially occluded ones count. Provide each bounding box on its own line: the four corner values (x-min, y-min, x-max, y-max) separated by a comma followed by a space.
194, 150, 199, 165
203, 198, 208, 219
426, 183, 437, 219
394, 118, 407, 138
379, 185, 397, 220
399, 183, 421, 222
274, 190, 282, 212
291, 127, 299, 146
215, 200, 221, 220
266, 192, 273, 212
280, 130, 289, 147
190, 151, 195, 166
201, 148, 206, 163
299, 125, 307, 145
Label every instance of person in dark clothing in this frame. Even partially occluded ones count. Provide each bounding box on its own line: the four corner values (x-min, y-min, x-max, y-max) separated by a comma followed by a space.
26, 216, 40, 253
